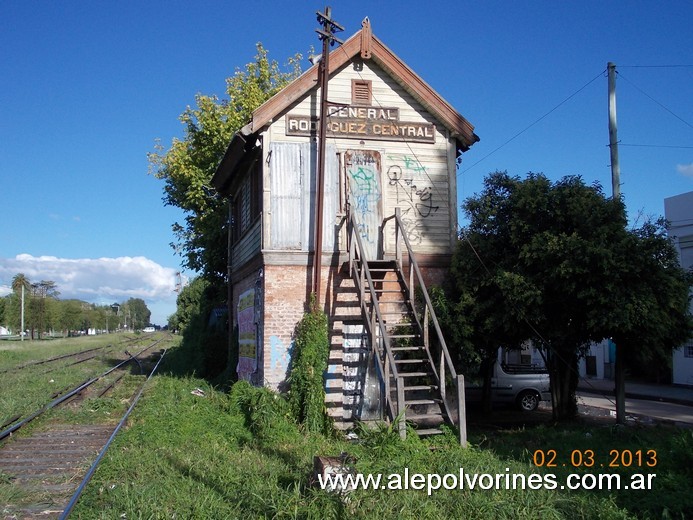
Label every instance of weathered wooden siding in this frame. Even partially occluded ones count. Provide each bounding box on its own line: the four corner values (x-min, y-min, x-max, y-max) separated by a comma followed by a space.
267, 60, 455, 256
233, 218, 261, 270
268, 142, 340, 252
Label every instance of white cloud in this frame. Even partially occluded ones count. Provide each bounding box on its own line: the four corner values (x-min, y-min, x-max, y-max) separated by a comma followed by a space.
676, 163, 693, 178
0, 255, 179, 323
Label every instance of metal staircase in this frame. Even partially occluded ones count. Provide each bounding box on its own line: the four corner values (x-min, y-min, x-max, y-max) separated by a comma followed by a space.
347, 208, 467, 445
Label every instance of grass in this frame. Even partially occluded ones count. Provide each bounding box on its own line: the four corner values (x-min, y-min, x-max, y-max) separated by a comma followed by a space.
69, 361, 691, 519
474, 421, 693, 519
2, 337, 691, 519
0, 333, 155, 427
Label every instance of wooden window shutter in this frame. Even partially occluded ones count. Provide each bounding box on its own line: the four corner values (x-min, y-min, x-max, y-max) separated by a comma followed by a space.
239, 177, 252, 233
352, 79, 372, 105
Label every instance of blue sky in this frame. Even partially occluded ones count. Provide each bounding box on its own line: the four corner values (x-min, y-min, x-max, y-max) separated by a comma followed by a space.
1, 1, 692, 325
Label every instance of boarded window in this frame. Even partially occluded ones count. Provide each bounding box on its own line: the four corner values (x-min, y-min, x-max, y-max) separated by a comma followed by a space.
233, 157, 261, 242
239, 178, 251, 231
352, 79, 372, 105
269, 142, 339, 251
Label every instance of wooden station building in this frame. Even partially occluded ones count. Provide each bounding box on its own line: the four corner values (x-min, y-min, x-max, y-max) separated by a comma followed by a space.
212, 17, 478, 434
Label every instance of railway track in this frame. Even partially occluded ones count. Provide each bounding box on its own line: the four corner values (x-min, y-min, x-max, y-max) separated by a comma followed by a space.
0, 340, 167, 519
0, 334, 144, 377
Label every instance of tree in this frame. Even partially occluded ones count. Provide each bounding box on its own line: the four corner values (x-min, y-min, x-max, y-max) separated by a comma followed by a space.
0, 297, 6, 328
29, 280, 59, 339
607, 218, 693, 420
170, 277, 209, 333
148, 44, 302, 288
167, 276, 229, 378
58, 300, 85, 335
11, 274, 31, 337
450, 172, 692, 420
121, 298, 151, 331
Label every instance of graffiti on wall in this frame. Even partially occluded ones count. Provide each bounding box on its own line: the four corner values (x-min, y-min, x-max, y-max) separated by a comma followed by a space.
386, 155, 442, 245
269, 335, 291, 383
386, 155, 440, 219
237, 288, 257, 381
346, 150, 382, 257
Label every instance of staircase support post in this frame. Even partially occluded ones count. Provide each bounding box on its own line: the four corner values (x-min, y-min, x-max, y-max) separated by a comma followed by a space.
457, 374, 467, 447
424, 306, 429, 350
439, 352, 445, 400
397, 377, 406, 439
395, 208, 402, 269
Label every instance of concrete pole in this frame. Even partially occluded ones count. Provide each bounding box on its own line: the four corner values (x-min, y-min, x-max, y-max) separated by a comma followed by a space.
608, 62, 626, 425
608, 62, 620, 199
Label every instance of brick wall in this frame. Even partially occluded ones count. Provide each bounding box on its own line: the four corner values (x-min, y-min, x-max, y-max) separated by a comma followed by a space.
252, 262, 449, 425
261, 264, 360, 426
262, 265, 315, 390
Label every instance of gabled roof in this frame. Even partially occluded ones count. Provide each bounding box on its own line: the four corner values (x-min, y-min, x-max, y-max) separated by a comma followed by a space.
212, 18, 478, 195
246, 18, 478, 149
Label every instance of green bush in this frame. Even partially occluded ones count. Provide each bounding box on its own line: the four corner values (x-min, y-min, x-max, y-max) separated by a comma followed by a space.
231, 380, 297, 441
288, 295, 330, 433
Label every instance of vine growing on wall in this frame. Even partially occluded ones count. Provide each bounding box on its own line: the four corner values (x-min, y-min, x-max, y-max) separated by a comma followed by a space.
287, 294, 330, 433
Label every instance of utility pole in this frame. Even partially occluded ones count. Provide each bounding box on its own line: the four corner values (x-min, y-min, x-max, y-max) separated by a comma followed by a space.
608, 62, 620, 199
608, 61, 626, 425
313, 6, 343, 300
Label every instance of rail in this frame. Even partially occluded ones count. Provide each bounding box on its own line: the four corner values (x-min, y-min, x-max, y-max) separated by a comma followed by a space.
59, 349, 167, 519
0, 340, 163, 442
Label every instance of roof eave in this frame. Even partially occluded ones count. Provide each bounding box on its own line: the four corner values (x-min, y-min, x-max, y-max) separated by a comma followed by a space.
211, 132, 249, 197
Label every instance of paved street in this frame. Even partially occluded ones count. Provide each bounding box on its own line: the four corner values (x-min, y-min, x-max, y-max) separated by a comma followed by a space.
577, 391, 693, 427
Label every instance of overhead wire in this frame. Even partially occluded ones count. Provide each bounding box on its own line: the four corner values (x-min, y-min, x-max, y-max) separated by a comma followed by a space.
619, 143, 693, 149
618, 64, 693, 68
617, 70, 693, 132
329, 43, 615, 406
459, 70, 606, 175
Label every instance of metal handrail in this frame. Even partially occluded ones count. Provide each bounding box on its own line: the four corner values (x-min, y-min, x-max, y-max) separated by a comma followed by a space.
347, 209, 402, 423
393, 208, 465, 445
346, 208, 467, 445
393, 208, 458, 380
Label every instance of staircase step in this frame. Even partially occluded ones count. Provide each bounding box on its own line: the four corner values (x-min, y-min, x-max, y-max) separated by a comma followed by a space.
394, 359, 426, 364
366, 260, 397, 268
407, 412, 445, 421
391, 346, 425, 352
414, 428, 444, 437
405, 399, 441, 405
399, 372, 432, 378
404, 384, 438, 391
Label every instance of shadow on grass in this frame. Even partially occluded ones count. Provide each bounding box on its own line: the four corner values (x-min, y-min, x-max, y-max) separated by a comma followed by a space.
159, 313, 234, 391
466, 404, 693, 519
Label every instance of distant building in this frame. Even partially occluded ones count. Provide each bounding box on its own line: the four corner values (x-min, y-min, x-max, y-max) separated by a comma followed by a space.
578, 339, 614, 380
665, 191, 693, 386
